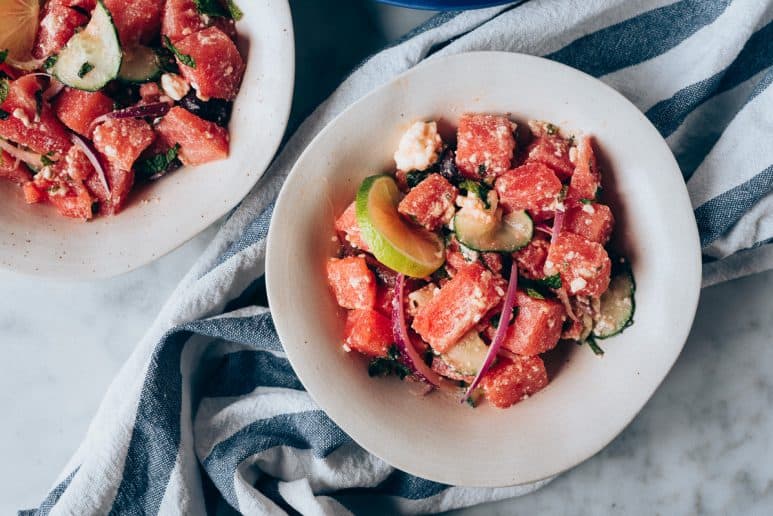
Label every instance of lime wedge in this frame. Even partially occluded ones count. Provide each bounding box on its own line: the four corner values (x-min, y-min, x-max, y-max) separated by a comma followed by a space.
356, 175, 445, 278
0, 0, 40, 62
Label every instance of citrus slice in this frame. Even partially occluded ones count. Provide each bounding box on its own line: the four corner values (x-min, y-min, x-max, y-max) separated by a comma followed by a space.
356, 175, 445, 278
0, 0, 40, 62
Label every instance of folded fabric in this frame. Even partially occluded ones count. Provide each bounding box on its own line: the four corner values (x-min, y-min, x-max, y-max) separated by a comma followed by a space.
24, 0, 773, 514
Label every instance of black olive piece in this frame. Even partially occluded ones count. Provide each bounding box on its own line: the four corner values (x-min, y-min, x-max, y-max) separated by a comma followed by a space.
178, 90, 233, 127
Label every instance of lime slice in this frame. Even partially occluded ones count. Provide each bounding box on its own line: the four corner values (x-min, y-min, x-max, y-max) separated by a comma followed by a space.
356, 175, 445, 278
0, 0, 40, 62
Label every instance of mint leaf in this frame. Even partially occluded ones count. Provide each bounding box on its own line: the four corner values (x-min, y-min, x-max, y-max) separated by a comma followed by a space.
459, 179, 492, 209
538, 274, 562, 289
225, 0, 243, 20
136, 144, 182, 180
163, 36, 196, 68
526, 288, 545, 300
0, 49, 7, 65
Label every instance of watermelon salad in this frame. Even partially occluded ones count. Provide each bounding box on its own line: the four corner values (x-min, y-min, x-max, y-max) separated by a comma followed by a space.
327, 114, 636, 409
0, 0, 245, 220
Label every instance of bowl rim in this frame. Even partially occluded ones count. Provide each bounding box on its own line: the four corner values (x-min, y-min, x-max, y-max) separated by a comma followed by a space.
0, 0, 295, 280
267, 50, 702, 487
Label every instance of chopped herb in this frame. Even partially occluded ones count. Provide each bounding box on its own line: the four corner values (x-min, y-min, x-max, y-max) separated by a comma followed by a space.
465, 397, 477, 408
579, 198, 593, 205
459, 179, 492, 209
595, 186, 603, 200
545, 123, 558, 135
136, 144, 182, 180
586, 336, 605, 356
526, 288, 545, 300
0, 109, 7, 121
557, 184, 568, 202
43, 55, 58, 69
193, 0, 226, 17
0, 76, 8, 104
225, 0, 243, 20
91, 202, 100, 215
40, 153, 56, 167
490, 306, 519, 328
538, 274, 562, 289
406, 170, 426, 188
368, 344, 411, 380
163, 36, 196, 68
78, 62, 95, 78
0, 49, 7, 65
477, 163, 487, 177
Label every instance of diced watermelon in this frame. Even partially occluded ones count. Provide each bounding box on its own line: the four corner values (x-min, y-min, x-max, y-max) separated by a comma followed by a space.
455, 113, 515, 179
495, 162, 562, 220
564, 202, 614, 244
0, 76, 72, 156
54, 88, 114, 137
327, 257, 377, 310
22, 182, 44, 204
47, 180, 95, 220
0, 150, 32, 184
398, 173, 457, 230
501, 291, 565, 356
139, 82, 162, 104
92, 118, 155, 171
374, 283, 395, 317
62, 145, 94, 181
481, 252, 503, 274
545, 232, 611, 298
103, 0, 164, 46
33, 0, 95, 59
525, 121, 575, 180
412, 263, 505, 353
85, 163, 135, 215
155, 106, 229, 165
335, 202, 369, 251
567, 136, 601, 202
174, 27, 245, 101
344, 309, 392, 358
480, 355, 549, 409
513, 233, 551, 280
162, 0, 207, 42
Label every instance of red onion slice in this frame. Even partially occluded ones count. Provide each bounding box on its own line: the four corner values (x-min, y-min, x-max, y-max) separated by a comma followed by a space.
0, 138, 44, 168
462, 263, 519, 402
392, 275, 458, 392
70, 134, 110, 199
43, 78, 65, 101
88, 102, 171, 134
551, 208, 565, 246
535, 223, 553, 237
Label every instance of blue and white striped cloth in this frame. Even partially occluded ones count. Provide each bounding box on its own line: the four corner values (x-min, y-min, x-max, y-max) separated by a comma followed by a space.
23, 1, 773, 514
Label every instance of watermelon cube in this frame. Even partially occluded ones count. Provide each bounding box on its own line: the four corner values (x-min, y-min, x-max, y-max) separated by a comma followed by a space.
495, 162, 562, 220
567, 136, 601, 202
335, 202, 369, 251
344, 309, 392, 358
374, 283, 395, 317
501, 291, 565, 356
412, 263, 505, 353
85, 163, 135, 215
545, 232, 611, 298
525, 121, 574, 180
62, 145, 95, 181
155, 106, 229, 165
480, 355, 549, 408
92, 118, 155, 171
0, 76, 72, 156
33, 0, 94, 59
0, 150, 32, 184
398, 173, 457, 230
455, 114, 515, 180
162, 0, 207, 42
564, 202, 614, 244
327, 257, 377, 310
513, 233, 550, 280
22, 182, 44, 204
174, 27, 245, 101
104, 0, 164, 46
54, 88, 115, 137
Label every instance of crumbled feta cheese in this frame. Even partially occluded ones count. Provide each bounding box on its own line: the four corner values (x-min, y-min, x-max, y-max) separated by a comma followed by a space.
570, 278, 587, 293
161, 73, 190, 101
12, 108, 32, 128
393, 121, 442, 172
582, 203, 595, 214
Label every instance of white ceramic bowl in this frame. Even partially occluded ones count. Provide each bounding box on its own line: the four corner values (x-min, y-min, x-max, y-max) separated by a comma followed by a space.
0, 0, 294, 278
267, 52, 702, 487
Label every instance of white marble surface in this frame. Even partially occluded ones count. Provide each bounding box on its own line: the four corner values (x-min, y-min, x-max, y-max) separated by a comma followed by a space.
2, 3, 773, 515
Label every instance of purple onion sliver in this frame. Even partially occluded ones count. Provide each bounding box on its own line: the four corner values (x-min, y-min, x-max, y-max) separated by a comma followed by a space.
551, 209, 565, 246
108, 102, 171, 120
71, 134, 110, 200
535, 224, 553, 237
462, 263, 519, 402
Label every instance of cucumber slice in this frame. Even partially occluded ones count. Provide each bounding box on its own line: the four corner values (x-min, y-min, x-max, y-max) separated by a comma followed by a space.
592, 270, 635, 339
455, 208, 533, 252
118, 46, 161, 83
52, 0, 122, 91
442, 331, 488, 376
356, 175, 445, 278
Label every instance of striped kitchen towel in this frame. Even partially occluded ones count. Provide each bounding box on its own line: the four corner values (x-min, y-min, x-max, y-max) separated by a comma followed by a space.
23, 0, 773, 514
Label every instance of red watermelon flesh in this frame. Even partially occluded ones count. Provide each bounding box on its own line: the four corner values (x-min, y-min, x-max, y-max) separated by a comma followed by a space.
162, 0, 207, 42
92, 118, 155, 171
326, 256, 377, 310
54, 88, 114, 137
567, 136, 601, 202
397, 173, 457, 231
174, 27, 246, 101
501, 291, 565, 356
103, 0, 164, 45
455, 113, 516, 180
335, 202, 369, 251
480, 355, 549, 408
33, 0, 94, 59
513, 233, 551, 280
344, 309, 392, 358
0, 150, 32, 184
155, 106, 229, 165
545, 232, 611, 298
495, 162, 562, 220
564, 202, 614, 244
